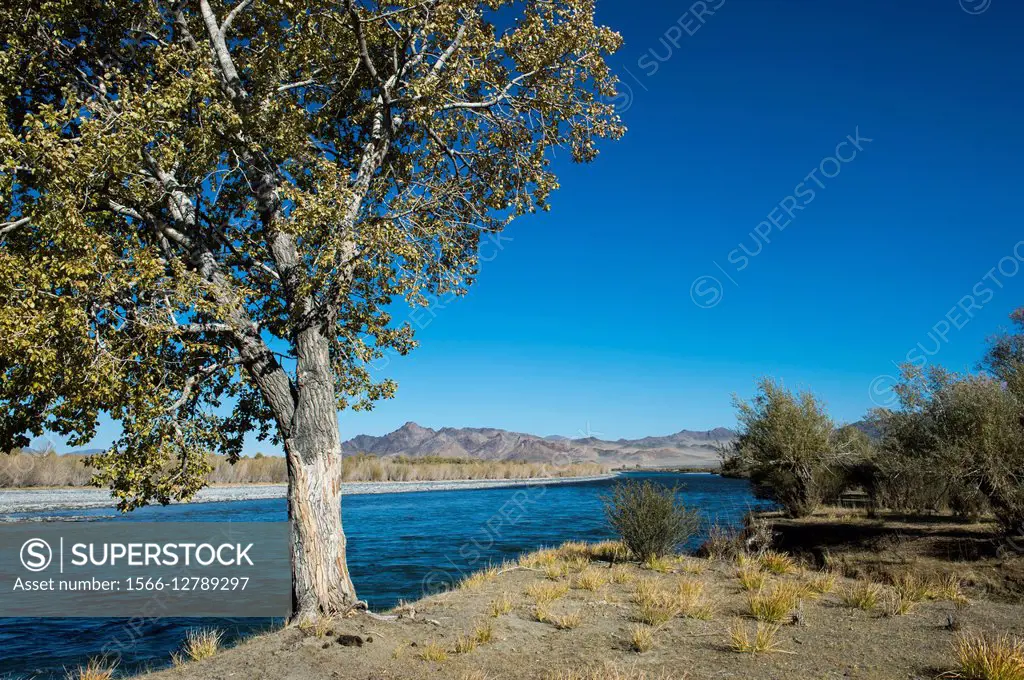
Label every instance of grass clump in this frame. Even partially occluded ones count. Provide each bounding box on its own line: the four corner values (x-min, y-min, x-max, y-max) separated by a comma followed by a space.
747, 583, 802, 623
729, 620, 783, 654
881, 590, 916, 617
551, 610, 584, 630
643, 554, 674, 573
610, 565, 636, 584
953, 632, 1024, 680
67, 659, 116, 680
806, 570, 837, 594
545, 562, 568, 580
933, 573, 969, 604
520, 548, 559, 569
603, 480, 701, 561
632, 578, 678, 625
758, 550, 797, 575
418, 641, 449, 662
460, 566, 499, 590
575, 567, 608, 591
453, 634, 478, 655
890, 572, 931, 603
629, 625, 655, 653
675, 578, 714, 619
526, 581, 569, 604
488, 592, 515, 617
589, 540, 630, 563
473, 620, 495, 644
840, 580, 883, 611
737, 565, 767, 592
181, 628, 221, 662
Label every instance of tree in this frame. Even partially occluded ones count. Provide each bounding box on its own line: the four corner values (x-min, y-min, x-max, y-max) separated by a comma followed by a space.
0, 0, 623, 620
728, 378, 842, 517
875, 365, 1024, 536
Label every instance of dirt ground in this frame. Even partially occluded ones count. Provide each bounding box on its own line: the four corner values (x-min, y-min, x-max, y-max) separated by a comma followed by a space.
769, 509, 1024, 601
140, 527, 1024, 680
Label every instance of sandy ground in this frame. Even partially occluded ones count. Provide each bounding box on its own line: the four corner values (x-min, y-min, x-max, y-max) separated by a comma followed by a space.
137, 543, 1024, 680
0, 474, 616, 516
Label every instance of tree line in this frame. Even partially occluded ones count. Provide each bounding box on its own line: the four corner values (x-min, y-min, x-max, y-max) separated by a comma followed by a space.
723, 309, 1024, 546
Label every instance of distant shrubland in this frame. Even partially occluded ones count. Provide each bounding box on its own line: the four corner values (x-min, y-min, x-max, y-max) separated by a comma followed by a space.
0, 450, 608, 488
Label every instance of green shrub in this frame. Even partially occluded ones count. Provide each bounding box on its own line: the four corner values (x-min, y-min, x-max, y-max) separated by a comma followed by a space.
603, 480, 701, 560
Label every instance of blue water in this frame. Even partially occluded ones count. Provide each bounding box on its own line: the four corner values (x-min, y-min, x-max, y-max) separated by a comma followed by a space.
0, 472, 770, 678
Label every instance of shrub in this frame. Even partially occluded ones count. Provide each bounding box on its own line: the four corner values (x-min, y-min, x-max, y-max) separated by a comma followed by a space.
953, 632, 1024, 680
603, 480, 701, 560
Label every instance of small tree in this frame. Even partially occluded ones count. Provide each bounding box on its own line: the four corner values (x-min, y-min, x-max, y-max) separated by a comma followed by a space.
729, 378, 840, 518
603, 480, 701, 560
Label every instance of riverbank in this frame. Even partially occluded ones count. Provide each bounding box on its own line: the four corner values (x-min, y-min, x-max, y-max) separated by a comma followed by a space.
0, 473, 619, 515
136, 539, 1024, 680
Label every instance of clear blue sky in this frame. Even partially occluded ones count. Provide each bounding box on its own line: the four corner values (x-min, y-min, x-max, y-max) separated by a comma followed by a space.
47, 0, 1024, 451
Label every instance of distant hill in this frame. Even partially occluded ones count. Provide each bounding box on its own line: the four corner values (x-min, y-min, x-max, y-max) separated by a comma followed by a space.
848, 419, 884, 442
342, 422, 735, 469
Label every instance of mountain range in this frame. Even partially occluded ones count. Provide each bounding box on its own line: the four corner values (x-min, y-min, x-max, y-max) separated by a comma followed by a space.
341, 422, 736, 469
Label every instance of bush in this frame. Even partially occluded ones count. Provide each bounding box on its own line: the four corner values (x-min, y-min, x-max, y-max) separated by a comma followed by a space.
603, 480, 701, 560
727, 378, 843, 517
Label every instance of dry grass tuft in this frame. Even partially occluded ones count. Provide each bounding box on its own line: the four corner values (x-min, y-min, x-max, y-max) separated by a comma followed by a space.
747, 583, 802, 623
632, 578, 678, 625
758, 550, 797, 575
418, 641, 449, 662
526, 581, 570, 604
881, 590, 916, 617
545, 562, 568, 580
589, 540, 630, 563
575, 567, 609, 591
181, 628, 221, 662
806, 570, 837, 594
488, 591, 515, 617
460, 566, 500, 590
551, 610, 584, 630
677, 556, 707, 575
546, 661, 681, 680
737, 565, 767, 592
532, 604, 551, 623
611, 565, 636, 584
840, 580, 883, 611
933, 573, 969, 604
890, 572, 932, 603
643, 554, 674, 573
564, 555, 592, 574
473, 620, 495, 644
453, 633, 478, 655
953, 631, 1024, 680
66, 659, 116, 680
520, 548, 559, 569
675, 578, 714, 619
729, 619, 783, 654
629, 624, 655, 653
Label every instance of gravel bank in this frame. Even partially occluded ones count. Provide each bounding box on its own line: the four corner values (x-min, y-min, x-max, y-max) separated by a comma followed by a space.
0, 474, 616, 516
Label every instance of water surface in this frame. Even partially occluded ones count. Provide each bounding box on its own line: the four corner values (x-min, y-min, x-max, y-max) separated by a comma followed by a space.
0, 471, 770, 678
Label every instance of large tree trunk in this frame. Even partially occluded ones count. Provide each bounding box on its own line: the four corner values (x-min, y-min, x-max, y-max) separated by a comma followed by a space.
284, 328, 357, 621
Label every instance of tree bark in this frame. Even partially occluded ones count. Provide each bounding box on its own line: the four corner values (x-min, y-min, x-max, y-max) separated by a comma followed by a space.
284, 326, 357, 621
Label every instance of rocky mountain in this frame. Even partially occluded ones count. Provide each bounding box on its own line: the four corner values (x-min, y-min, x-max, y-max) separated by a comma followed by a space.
341, 422, 735, 469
